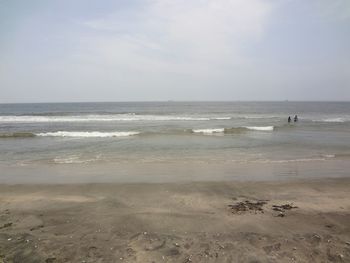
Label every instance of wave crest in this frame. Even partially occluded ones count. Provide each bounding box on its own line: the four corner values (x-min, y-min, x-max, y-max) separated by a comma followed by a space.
192, 128, 225, 134
0, 115, 231, 123
0, 132, 36, 138
321, 118, 345, 123
36, 131, 139, 138
245, 126, 274, 131
192, 126, 274, 134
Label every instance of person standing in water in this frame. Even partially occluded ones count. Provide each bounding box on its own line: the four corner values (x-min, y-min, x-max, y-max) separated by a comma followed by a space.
288, 116, 291, 123
294, 115, 298, 122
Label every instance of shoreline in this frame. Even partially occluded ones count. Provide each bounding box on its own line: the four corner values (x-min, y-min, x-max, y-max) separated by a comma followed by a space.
1, 158, 350, 184
1, 178, 350, 262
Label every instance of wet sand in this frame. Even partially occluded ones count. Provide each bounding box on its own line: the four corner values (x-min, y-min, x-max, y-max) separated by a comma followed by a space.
0, 178, 350, 262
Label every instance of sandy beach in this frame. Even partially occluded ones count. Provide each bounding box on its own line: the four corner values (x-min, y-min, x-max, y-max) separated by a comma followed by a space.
2, 0, 350, 260
1, 178, 349, 262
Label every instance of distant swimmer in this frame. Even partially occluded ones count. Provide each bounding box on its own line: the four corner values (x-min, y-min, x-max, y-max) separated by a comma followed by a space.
294, 115, 298, 122
288, 116, 291, 123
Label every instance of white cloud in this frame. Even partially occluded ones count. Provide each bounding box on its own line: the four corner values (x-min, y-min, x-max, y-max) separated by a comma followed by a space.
1, 0, 350, 102
79, 0, 273, 76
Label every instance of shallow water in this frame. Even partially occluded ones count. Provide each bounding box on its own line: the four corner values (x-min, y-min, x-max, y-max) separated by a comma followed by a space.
0, 101, 349, 183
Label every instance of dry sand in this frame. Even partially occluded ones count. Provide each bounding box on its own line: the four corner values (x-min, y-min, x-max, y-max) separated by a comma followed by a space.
0, 178, 350, 262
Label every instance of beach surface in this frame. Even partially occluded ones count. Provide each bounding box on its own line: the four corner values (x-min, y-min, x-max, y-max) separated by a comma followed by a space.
1, 178, 350, 262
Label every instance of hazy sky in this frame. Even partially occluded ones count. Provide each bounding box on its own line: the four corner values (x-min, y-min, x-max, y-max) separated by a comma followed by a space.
0, 0, 349, 102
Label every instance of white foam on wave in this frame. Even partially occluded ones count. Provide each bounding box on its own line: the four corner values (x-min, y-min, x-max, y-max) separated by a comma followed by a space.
36, 131, 139, 138
54, 155, 88, 164
213, 117, 231, 120
256, 158, 327, 164
245, 126, 274, 131
321, 118, 345, 123
192, 126, 274, 134
0, 115, 231, 123
322, 154, 336, 158
53, 154, 102, 164
192, 128, 225, 134
242, 115, 279, 119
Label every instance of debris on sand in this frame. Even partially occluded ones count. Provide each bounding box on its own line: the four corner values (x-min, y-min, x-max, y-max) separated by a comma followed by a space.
184, 255, 193, 262
2, 209, 10, 215
30, 224, 44, 231
272, 204, 298, 212
272, 203, 297, 217
275, 212, 285, 218
0, 223, 12, 229
228, 200, 268, 214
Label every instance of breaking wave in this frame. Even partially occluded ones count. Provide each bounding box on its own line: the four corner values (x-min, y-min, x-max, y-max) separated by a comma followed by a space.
213, 117, 231, 120
255, 158, 327, 164
0, 115, 231, 123
245, 126, 274, 131
0, 125, 275, 139
36, 131, 140, 138
53, 155, 102, 164
0, 132, 36, 138
192, 128, 225, 134
312, 117, 349, 123
191, 126, 274, 134
320, 118, 346, 123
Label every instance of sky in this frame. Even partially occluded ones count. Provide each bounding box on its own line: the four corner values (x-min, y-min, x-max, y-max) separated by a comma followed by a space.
0, 0, 349, 102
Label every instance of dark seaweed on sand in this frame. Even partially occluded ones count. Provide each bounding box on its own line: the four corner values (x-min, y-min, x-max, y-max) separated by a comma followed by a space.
228, 200, 268, 214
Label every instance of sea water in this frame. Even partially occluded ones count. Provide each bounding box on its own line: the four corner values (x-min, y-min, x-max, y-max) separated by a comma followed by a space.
0, 101, 349, 183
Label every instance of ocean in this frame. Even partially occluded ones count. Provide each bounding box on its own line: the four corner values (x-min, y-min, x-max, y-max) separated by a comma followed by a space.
1, 101, 350, 183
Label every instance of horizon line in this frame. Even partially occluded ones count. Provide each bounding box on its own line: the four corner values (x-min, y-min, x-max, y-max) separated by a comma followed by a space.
1, 100, 350, 105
